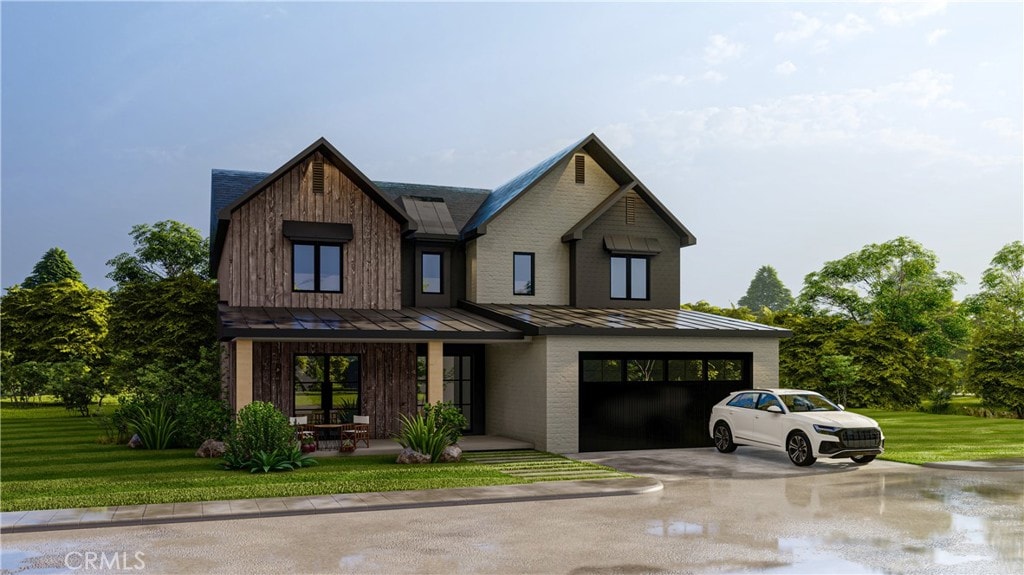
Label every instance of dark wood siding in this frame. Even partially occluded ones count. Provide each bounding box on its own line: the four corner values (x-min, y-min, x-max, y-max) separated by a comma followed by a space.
219, 151, 403, 309
572, 191, 680, 308
251, 341, 416, 438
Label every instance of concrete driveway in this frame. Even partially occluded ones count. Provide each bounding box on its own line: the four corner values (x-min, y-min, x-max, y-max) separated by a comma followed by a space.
2, 448, 1022, 574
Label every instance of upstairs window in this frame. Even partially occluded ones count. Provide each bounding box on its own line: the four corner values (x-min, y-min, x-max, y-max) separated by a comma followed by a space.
293, 242, 342, 292
610, 256, 648, 300
421, 252, 443, 294
513, 252, 535, 296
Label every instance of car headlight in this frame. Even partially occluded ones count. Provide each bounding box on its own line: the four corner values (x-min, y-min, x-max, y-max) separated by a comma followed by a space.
813, 424, 841, 436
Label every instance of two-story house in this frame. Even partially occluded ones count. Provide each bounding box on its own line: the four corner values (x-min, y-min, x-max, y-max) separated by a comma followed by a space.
210, 134, 790, 453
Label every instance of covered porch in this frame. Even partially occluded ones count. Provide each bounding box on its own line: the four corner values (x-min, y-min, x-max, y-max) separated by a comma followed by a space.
218, 304, 525, 438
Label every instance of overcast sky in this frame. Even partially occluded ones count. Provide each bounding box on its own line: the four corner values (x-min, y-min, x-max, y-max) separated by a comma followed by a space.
2, 1, 1021, 306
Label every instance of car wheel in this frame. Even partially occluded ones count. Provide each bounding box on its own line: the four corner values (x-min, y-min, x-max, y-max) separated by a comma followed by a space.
851, 455, 876, 464
713, 421, 737, 453
787, 431, 816, 466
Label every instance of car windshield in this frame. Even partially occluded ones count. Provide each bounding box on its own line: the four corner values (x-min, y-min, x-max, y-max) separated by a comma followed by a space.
780, 393, 840, 412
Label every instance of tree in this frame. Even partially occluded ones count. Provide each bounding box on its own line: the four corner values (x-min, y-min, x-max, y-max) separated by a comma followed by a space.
0, 280, 109, 365
22, 247, 82, 288
106, 220, 209, 285
799, 236, 968, 357
738, 265, 794, 312
966, 241, 1024, 417
681, 301, 758, 322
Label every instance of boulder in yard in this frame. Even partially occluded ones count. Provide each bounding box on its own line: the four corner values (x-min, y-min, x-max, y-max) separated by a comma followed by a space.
438, 445, 462, 463
195, 439, 227, 458
127, 434, 143, 449
396, 448, 431, 464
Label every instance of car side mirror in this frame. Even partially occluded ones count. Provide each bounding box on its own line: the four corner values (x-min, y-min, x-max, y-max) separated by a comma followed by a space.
838, 404, 845, 411
766, 405, 783, 413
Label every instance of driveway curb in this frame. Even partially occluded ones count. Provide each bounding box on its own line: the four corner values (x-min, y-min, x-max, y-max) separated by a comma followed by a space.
0, 476, 662, 534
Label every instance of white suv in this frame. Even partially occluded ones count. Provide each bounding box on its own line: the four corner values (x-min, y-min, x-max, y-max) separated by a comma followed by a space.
709, 388, 884, 466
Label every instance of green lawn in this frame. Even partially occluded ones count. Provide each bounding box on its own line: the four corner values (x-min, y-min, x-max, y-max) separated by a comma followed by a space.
853, 408, 1024, 465
0, 403, 620, 512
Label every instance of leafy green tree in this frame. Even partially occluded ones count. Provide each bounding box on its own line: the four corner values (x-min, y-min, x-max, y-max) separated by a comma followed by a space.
681, 301, 758, 322
2, 360, 51, 403
48, 361, 103, 416
106, 272, 219, 395
22, 247, 82, 288
799, 236, 968, 357
819, 355, 859, 408
966, 241, 1024, 417
738, 265, 794, 312
106, 220, 210, 284
776, 314, 942, 409
0, 280, 109, 364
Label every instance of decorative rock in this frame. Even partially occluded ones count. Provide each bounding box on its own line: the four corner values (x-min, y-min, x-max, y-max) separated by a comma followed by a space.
127, 434, 143, 449
396, 448, 431, 464
439, 444, 462, 463
195, 439, 227, 458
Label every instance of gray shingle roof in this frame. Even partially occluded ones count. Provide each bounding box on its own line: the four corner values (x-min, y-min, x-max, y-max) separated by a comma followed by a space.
210, 169, 268, 240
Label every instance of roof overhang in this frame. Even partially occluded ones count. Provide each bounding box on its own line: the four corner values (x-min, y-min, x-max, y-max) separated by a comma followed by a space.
460, 302, 792, 338
218, 304, 524, 342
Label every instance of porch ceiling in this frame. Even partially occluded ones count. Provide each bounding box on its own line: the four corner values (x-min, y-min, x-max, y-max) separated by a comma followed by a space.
218, 304, 523, 341
462, 302, 793, 338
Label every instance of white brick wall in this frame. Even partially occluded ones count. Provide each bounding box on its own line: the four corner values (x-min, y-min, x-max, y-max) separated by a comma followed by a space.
487, 335, 780, 453
485, 338, 548, 448
467, 154, 618, 305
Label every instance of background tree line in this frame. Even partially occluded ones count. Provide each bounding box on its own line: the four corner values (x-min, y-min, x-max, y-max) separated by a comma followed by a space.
1, 221, 227, 446
684, 238, 1023, 417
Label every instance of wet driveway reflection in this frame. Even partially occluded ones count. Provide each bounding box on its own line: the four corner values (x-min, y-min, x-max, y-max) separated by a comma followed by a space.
2, 449, 1022, 574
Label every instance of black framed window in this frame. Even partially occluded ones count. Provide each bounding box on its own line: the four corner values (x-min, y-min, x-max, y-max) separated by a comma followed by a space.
293, 242, 342, 292
582, 353, 751, 385
513, 252, 535, 296
293, 354, 360, 421
421, 252, 443, 294
610, 256, 648, 300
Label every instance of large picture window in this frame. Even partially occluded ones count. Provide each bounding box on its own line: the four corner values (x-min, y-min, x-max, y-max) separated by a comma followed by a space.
513, 252, 535, 296
293, 354, 360, 421
293, 242, 342, 292
610, 256, 648, 300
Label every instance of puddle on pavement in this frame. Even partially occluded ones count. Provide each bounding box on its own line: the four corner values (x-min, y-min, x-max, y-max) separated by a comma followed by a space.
0, 549, 65, 575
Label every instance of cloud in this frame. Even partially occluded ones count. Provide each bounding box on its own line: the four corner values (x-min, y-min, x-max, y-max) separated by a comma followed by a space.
828, 14, 873, 40
702, 70, 726, 84
775, 11, 872, 50
649, 73, 689, 87
775, 12, 822, 43
926, 29, 949, 45
704, 35, 744, 65
603, 69, 1006, 168
983, 117, 1022, 140
878, 1, 947, 26
775, 61, 797, 76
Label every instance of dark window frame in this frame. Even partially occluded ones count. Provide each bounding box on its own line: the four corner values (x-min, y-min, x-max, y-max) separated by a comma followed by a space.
610, 255, 650, 301
513, 252, 535, 296
421, 251, 444, 295
581, 352, 752, 384
292, 241, 344, 293
292, 353, 361, 419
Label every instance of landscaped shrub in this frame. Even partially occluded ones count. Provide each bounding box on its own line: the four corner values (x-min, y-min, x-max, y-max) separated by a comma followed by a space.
176, 394, 231, 448
239, 447, 318, 473
395, 410, 453, 462
125, 403, 178, 449
422, 401, 468, 445
223, 401, 295, 463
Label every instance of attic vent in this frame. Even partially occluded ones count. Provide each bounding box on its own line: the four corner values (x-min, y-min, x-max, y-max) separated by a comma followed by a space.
574, 155, 585, 184
312, 158, 324, 194
625, 196, 636, 225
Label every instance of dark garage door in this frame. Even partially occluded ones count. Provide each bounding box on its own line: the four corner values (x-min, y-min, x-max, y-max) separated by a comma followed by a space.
579, 353, 753, 452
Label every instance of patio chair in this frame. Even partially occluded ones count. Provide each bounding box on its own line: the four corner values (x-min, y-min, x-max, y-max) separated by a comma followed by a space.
341, 415, 371, 448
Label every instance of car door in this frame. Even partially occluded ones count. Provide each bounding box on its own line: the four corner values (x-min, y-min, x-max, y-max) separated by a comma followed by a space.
721, 392, 759, 442
751, 393, 786, 447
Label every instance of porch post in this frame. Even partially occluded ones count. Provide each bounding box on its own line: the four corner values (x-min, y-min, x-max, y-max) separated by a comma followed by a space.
235, 339, 253, 411
426, 340, 444, 404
